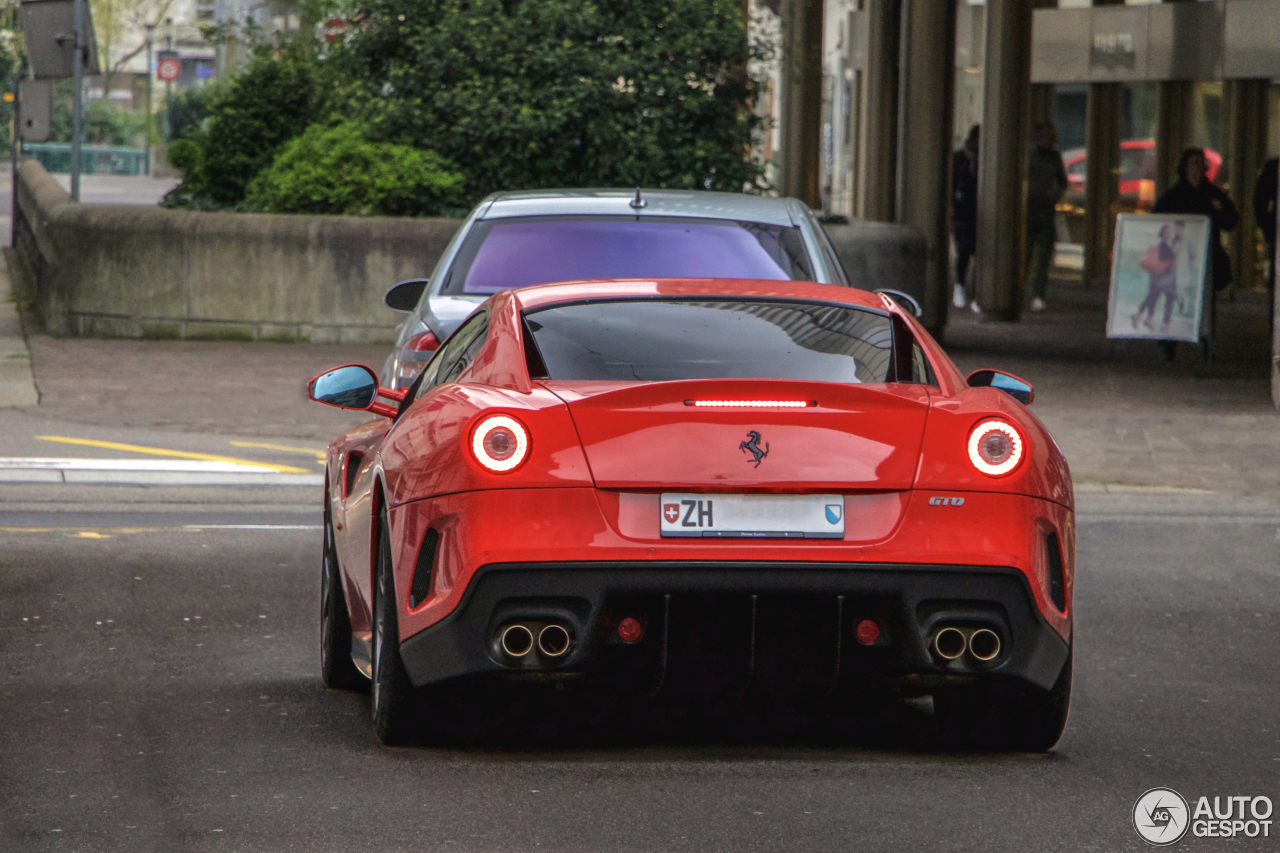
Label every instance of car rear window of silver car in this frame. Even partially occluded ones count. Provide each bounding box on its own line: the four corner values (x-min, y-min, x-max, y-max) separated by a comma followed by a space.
523, 298, 897, 384
440, 216, 816, 296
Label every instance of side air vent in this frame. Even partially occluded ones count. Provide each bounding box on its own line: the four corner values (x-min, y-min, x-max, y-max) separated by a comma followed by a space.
409, 529, 439, 609
1045, 532, 1066, 612
343, 452, 363, 499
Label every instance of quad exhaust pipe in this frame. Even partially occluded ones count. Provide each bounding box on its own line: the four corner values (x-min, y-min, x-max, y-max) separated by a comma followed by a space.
933, 627, 966, 660
968, 628, 1001, 661
500, 624, 534, 657
498, 622, 574, 661
538, 624, 572, 658
931, 626, 1002, 663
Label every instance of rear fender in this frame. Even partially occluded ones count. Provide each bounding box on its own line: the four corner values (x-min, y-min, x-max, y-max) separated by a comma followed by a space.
380, 384, 593, 506
914, 387, 1072, 507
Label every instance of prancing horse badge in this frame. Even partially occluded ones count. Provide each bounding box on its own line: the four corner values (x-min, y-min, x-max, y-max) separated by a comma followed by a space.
739, 430, 769, 467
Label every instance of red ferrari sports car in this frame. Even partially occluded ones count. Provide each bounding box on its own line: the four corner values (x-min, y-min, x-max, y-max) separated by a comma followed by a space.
309, 279, 1074, 749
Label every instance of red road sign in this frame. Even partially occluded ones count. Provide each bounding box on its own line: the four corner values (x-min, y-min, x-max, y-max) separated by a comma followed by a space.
157, 57, 181, 82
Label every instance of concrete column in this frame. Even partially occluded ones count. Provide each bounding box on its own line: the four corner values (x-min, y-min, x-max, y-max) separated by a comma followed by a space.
1083, 83, 1121, 286
894, 0, 955, 336
854, 0, 900, 222
1223, 79, 1269, 291
1156, 81, 1194, 196
779, 0, 825, 208
974, 0, 1033, 320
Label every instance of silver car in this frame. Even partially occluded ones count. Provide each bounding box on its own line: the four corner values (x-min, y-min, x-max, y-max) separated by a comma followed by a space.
380, 188, 853, 390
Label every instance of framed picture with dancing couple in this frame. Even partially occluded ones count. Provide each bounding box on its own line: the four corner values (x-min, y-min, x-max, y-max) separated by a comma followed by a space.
1106, 213, 1210, 344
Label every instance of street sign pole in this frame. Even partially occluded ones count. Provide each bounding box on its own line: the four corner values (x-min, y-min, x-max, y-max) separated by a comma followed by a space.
69, 0, 83, 201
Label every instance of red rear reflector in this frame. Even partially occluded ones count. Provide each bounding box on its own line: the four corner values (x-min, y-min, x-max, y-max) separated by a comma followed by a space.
686, 400, 812, 408
617, 617, 644, 644
406, 330, 440, 352
855, 619, 881, 645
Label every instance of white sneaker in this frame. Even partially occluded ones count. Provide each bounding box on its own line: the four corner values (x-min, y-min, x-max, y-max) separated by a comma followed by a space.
969, 300, 981, 314
1030, 297, 1046, 312
953, 284, 966, 308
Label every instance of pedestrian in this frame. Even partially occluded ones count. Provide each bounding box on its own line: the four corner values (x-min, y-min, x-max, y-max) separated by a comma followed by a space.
952, 125, 980, 313
1252, 156, 1277, 295
1025, 121, 1067, 313
1152, 147, 1238, 360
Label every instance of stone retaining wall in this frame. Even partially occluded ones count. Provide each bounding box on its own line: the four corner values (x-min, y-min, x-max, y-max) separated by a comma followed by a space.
13, 160, 925, 344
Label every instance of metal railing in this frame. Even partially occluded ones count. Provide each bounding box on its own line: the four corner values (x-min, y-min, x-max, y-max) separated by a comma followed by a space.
21, 143, 148, 176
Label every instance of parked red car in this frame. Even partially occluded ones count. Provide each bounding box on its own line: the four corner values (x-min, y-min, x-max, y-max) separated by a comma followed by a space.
309, 278, 1075, 750
1063, 139, 1222, 211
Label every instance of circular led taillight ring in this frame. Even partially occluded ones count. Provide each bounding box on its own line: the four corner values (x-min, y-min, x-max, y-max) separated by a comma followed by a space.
967, 420, 1024, 477
470, 415, 529, 473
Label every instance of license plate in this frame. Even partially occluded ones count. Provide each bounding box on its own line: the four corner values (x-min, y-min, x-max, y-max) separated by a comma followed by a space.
659, 494, 845, 539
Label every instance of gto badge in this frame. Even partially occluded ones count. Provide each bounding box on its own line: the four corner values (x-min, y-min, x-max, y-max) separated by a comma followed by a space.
739, 430, 769, 467
928, 496, 965, 507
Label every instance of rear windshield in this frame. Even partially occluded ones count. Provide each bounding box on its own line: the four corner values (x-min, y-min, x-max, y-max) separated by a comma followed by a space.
524, 299, 893, 384
441, 216, 815, 296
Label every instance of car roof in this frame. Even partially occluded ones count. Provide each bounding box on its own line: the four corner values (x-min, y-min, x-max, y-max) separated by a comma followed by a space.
479, 189, 800, 228
512, 278, 891, 312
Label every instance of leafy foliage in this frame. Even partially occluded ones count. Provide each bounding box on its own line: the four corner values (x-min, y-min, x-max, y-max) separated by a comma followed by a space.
161, 87, 214, 142
336, 0, 763, 200
245, 121, 465, 216
49, 90, 148, 146
199, 47, 319, 205
163, 0, 765, 214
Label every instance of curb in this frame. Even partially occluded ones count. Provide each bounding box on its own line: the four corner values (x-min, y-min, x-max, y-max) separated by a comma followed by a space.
0, 250, 38, 407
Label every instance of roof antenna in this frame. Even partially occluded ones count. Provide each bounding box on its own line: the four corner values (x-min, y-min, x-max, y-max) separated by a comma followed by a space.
630, 187, 647, 210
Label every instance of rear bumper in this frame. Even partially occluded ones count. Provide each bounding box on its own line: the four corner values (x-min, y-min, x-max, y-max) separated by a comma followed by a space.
399, 561, 1070, 694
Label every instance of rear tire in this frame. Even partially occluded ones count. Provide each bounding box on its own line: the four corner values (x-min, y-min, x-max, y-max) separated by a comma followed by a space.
320, 498, 364, 691
372, 508, 417, 745
936, 638, 1072, 752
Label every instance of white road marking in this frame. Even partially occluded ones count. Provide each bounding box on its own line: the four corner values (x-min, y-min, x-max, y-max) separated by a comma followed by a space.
0, 458, 323, 486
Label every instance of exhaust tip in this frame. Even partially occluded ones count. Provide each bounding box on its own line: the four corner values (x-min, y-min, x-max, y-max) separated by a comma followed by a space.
933, 626, 966, 661
968, 628, 1001, 661
538, 624, 572, 658
500, 624, 534, 657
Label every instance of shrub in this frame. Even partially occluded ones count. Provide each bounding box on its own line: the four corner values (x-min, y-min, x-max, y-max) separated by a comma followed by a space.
162, 87, 215, 142
199, 48, 318, 205
245, 121, 464, 216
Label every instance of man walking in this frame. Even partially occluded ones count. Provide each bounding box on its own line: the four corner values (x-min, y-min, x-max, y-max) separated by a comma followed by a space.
1026, 122, 1067, 313
952, 125, 979, 312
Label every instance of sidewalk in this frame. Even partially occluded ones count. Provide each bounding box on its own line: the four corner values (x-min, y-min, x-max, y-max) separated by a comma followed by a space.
0, 254, 38, 407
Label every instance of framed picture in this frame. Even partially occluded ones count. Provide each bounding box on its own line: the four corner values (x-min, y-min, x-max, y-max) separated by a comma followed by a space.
1106, 213, 1210, 344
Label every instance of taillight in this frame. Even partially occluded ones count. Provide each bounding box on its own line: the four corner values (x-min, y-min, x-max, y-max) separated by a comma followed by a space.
406, 330, 440, 352
470, 415, 529, 473
967, 420, 1024, 476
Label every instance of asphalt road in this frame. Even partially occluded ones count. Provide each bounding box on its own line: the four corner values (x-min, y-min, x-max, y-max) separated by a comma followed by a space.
2, 486, 1278, 852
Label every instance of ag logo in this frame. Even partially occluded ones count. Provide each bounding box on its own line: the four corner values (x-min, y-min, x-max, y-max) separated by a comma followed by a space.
1134, 787, 1190, 846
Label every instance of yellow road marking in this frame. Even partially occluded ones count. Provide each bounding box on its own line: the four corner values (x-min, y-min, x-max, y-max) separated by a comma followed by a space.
35, 436, 310, 474
230, 441, 327, 462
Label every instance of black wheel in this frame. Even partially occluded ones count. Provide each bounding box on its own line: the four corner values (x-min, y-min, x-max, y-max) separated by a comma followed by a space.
320, 497, 365, 691
372, 508, 417, 745
935, 639, 1073, 752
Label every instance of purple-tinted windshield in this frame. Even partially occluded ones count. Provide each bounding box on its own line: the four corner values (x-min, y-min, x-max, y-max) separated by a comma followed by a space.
442, 216, 814, 295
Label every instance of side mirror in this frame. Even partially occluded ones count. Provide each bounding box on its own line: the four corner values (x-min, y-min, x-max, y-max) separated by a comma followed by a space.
875, 288, 923, 319
384, 279, 430, 313
308, 364, 405, 418
967, 369, 1034, 405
